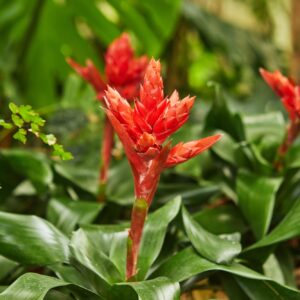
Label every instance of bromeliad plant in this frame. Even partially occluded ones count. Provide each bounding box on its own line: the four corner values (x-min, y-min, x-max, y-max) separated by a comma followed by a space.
67, 33, 148, 198
103, 59, 221, 279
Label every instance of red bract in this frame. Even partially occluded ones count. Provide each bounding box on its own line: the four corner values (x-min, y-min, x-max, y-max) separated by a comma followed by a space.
104, 59, 221, 280
260, 69, 300, 121
260, 68, 300, 168
67, 33, 148, 194
67, 33, 148, 100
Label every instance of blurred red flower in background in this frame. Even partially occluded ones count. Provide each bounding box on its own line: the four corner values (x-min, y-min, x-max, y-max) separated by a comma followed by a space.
260, 68, 300, 167
67, 33, 148, 195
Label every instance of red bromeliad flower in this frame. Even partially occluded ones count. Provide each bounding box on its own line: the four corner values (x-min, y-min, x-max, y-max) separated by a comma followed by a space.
260, 69, 300, 167
104, 59, 221, 280
67, 33, 148, 195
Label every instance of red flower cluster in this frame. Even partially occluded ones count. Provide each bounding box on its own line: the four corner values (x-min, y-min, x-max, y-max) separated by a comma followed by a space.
260, 69, 300, 121
105, 59, 221, 204
67, 33, 148, 191
67, 33, 148, 100
104, 59, 221, 279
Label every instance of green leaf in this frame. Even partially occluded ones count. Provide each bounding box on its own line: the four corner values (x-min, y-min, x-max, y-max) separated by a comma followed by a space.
193, 204, 247, 235
0, 273, 101, 300
0, 256, 18, 281
236, 276, 300, 300
8, 103, 19, 114
182, 207, 241, 264
54, 162, 98, 194
106, 159, 134, 205
0, 149, 52, 192
13, 128, 27, 143
113, 277, 180, 300
242, 112, 285, 143
47, 198, 103, 235
11, 114, 24, 128
0, 212, 69, 265
0, 120, 13, 129
40, 134, 57, 146
70, 226, 127, 284
153, 247, 300, 298
205, 88, 245, 141
263, 254, 285, 285
237, 170, 282, 240
246, 198, 300, 251
52, 144, 73, 161
137, 197, 181, 280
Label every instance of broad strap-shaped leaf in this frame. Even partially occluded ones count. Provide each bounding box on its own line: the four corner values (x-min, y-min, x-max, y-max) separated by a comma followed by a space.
70, 225, 127, 284
182, 207, 241, 264
47, 197, 103, 235
236, 276, 300, 300
0, 149, 52, 193
0, 256, 18, 281
0, 273, 101, 300
242, 112, 285, 142
246, 197, 300, 251
194, 204, 247, 235
153, 247, 300, 298
54, 163, 98, 194
113, 277, 180, 300
137, 197, 181, 280
0, 212, 69, 265
237, 170, 282, 240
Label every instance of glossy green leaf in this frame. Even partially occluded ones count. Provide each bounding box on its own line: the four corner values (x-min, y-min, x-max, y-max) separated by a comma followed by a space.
70, 225, 127, 284
158, 184, 219, 205
0, 273, 101, 300
194, 204, 247, 235
0, 212, 69, 265
54, 163, 98, 194
153, 247, 300, 298
182, 207, 241, 264
242, 112, 285, 142
246, 198, 300, 251
204, 87, 245, 141
47, 198, 103, 235
137, 197, 181, 280
0, 149, 52, 193
236, 276, 300, 300
0, 256, 18, 281
237, 170, 282, 240
113, 277, 180, 300
221, 274, 251, 300
106, 160, 134, 205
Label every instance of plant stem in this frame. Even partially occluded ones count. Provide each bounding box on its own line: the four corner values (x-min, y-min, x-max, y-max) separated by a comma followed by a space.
275, 119, 300, 170
126, 198, 148, 281
97, 117, 114, 202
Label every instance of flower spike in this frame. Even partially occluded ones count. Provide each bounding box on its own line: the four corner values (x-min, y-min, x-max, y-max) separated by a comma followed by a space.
104, 59, 221, 280
67, 33, 148, 198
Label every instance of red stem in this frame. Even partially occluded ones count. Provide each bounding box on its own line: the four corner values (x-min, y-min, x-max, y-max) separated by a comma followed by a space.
126, 198, 148, 281
98, 116, 114, 202
275, 119, 300, 170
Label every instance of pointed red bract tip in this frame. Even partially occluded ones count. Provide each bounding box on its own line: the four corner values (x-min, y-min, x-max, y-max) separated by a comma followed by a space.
140, 59, 164, 108
105, 33, 149, 98
260, 68, 299, 120
164, 134, 222, 168
66, 57, 106, 96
